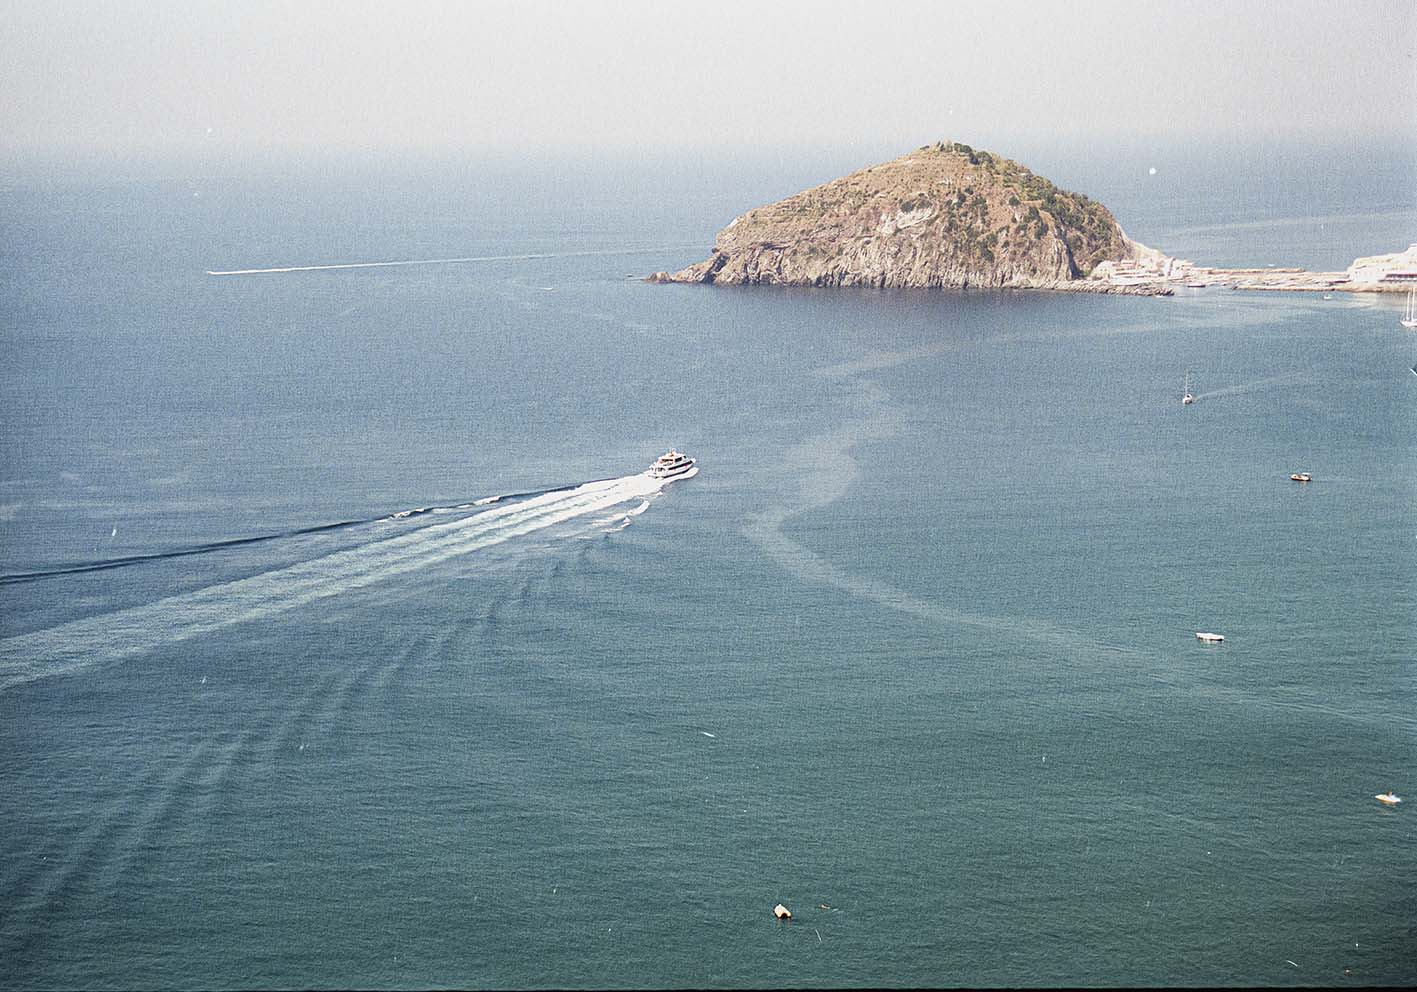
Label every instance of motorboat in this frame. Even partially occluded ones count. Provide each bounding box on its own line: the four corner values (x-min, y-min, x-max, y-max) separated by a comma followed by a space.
1290, 472, 1312, 483
1375, 791, 1402, 806
1195, 632, 1225, 643
648, 450, 696, 480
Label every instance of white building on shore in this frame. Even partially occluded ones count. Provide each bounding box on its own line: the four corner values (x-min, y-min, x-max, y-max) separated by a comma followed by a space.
1346, 244, 1417, 284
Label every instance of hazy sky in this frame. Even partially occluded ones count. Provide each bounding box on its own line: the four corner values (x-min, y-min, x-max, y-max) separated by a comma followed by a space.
2, 0, 1413, 161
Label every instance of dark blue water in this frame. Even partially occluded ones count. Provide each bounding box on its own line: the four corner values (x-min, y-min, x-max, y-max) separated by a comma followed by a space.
2, 142, 1414, 988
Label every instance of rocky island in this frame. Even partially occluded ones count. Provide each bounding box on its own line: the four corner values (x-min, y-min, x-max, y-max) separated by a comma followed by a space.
651, 142, 1416, 297
651, 141, 1169, 295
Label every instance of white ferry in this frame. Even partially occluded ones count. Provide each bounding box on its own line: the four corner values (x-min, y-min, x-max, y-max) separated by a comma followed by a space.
648, 450, 697, 480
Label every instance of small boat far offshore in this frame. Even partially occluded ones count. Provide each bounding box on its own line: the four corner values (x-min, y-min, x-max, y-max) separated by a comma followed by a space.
1290, 472, 1312, 483
648, 449, 697, 480
1182, 369, 1194, 405
1375, 790, 1402, 806
1195, 631, 1225, 643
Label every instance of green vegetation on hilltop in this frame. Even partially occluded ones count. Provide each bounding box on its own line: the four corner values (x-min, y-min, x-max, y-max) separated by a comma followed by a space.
915, 140, 1127, 275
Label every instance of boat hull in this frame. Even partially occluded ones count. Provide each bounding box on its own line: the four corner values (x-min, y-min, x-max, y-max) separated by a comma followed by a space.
647, 462, 698, 482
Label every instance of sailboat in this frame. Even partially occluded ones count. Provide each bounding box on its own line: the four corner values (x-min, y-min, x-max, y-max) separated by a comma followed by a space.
1401, 288, 1417, 329
1182, 369, 1194, 405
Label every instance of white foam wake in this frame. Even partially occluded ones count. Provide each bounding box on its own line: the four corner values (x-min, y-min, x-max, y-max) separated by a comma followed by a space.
205, 245, 703, 277
0, 472, 670, 691
1192, 370, 1308, 402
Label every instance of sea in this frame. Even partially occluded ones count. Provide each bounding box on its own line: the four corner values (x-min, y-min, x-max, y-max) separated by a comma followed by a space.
1, 136, 1414, 989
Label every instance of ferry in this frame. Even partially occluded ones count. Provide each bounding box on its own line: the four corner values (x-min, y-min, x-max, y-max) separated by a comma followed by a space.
648, 449, 697, 480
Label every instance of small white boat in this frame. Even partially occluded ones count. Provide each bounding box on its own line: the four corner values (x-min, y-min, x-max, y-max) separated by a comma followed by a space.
1375, 791, 1402, 806
1290, 472, 1312, 483
1402, 288, 1417, 329
648, 449, 696, 480
1195, 632, 1225, 643
1182, 369, 1194, 405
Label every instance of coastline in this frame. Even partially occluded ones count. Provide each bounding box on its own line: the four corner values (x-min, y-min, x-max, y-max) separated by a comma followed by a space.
648, 266, 1413, 297
1155, 267, 1412, 294
653, 258, 1417, 298
1086, 251, 1417, 295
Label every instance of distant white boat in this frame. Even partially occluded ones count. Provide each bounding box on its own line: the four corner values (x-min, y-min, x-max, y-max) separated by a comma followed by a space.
1182, 369, 1194, 406
1375, 790, 1402, 806
1290, 472, 1312, 483
1195, 632, 1225, 643
1402, 288, 1417, 329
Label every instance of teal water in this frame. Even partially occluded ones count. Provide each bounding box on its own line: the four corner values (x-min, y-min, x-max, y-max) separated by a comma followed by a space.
1, 142, 1415, 988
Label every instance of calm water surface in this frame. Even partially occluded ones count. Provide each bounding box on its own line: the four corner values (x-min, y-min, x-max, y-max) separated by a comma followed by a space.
1, 142, 1414, 988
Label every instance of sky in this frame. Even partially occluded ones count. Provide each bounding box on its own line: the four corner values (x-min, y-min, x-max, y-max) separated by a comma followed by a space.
2, 0, 1413, 163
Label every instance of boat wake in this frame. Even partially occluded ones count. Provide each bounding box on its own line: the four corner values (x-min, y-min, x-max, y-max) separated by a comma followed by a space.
0, 487, 574, 587
0, 471, 677, 691
205, 245, 704, 277
0, 517, 369, 586
1191, 370, 1308, 402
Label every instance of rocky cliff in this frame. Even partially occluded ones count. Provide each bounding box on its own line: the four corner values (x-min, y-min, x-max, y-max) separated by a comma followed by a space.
652, 142, 1158, 292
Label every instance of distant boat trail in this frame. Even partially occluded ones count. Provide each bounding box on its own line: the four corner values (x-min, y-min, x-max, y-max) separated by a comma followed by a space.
206, 245, 701, 276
